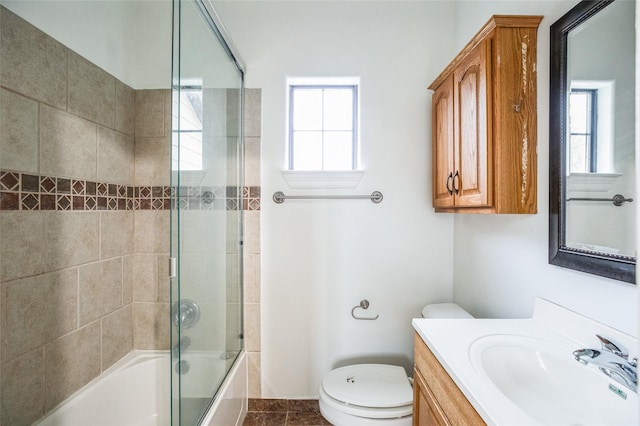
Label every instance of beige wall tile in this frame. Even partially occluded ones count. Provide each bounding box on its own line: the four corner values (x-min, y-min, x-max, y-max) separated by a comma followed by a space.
226, 254, 241, 304
135, 90, 165, 138
101, 305, 133, 371
78, 258, 123, 326
226, 210, 242, 255
122, 255, 134, 305
244, 302, 260, 352
0, 88, 39, 173
134, 210, 170, 253
97, 126, 134, 185
44, 212, 100, 271
132, 254, 158, 302
203, 88, 229, 139
225, 136, 242, 188
1, 268, 77, 364
244, 89, 261, 138
244, 137, 261, 187
44, 322, 100, 411
243, 254, 260, 304
224, 88, 241, 139
0, 8, 67, 109
0, 212, 44, 282
1, 349, 45, 426
225, 301, 242, 352
134, 136, 170, 186
116, 81, 135, 136
164, 89, 172, 138
68, 51, 116, 128
183, 210, 230, 255
243, 211, 260, 255
100, 211, 134, 258
157, 254, 170, 303
133, 302, 170, 349
40, 105, 97, 181
247, 351, 261, 399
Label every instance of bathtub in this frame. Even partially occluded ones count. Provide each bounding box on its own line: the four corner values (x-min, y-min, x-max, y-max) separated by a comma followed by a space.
36, 350, 247, 426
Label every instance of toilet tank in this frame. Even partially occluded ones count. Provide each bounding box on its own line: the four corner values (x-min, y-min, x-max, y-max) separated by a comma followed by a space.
421, 303, 473, 319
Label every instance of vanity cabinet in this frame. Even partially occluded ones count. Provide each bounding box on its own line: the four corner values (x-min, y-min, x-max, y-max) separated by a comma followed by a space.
413, 333, 485, 426
429, 15, 542, 214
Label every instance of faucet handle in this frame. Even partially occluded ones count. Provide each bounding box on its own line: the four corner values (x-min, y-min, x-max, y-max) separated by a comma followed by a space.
596, 334, 628, 359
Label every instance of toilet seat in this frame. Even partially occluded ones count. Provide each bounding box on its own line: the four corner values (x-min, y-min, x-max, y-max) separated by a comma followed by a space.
319, 385, 413, 420
320, 364, 413, 419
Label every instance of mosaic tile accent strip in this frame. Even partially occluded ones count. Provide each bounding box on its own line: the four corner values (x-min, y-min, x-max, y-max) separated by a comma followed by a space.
0, 170, 260, 212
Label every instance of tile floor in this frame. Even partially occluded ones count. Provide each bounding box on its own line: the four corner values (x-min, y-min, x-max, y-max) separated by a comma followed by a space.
243, 399, 332, 426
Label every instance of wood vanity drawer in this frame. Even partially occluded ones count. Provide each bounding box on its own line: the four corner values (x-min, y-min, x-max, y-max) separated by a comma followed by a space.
413, 332, 485, 425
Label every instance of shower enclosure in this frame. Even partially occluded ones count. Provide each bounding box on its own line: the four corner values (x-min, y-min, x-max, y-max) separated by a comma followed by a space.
170, 0, 245, 424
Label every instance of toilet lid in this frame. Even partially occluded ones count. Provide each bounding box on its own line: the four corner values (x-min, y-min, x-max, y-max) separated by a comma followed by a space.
322, 364, 413, 408
421, 303, 473, 319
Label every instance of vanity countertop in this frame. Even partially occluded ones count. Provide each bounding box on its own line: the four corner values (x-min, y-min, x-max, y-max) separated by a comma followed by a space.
412, 298, 638, 425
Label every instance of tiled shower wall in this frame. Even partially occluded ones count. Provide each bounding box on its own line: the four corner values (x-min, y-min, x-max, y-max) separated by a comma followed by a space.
0, 6, 263, 425
244, 90, 262, 399
0, 7, 170, 425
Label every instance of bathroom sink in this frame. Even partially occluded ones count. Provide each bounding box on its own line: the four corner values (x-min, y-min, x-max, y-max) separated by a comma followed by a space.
469, 335, 638, 425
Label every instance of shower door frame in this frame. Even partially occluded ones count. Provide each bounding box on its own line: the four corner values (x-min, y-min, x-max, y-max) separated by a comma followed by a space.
170, 0, 246, 424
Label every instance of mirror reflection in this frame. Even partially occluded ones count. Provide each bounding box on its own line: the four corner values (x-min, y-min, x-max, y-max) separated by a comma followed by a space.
564, 0, 636, 258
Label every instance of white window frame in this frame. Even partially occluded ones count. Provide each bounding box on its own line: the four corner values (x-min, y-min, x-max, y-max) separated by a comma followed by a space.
569, 80, 615, 174
283, 77, 363, 189
172, 86, 204, 172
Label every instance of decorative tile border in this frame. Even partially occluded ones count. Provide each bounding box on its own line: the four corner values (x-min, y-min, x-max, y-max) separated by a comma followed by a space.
0, 171, 260, 212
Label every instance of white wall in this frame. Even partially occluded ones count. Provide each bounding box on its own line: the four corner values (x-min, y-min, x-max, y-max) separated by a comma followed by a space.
452, 0, 638, 337
216, 0, 639, 399
134, 0, 172, 89
214, 0, 457, 398
1, 0, 172, 89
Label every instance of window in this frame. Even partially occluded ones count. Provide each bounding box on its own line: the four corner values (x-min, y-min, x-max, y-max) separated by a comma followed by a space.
288, 80, 358, 171
568, 81, 615, 174
569, 88, 597, 173
172, 87, 203, 171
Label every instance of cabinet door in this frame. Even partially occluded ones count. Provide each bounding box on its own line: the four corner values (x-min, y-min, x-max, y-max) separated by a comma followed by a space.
413, 368, 449, 426
453, 41, 491, 207
432, 76, 455, 208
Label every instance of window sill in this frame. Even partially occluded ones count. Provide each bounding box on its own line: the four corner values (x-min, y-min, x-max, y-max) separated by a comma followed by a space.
566, 172, 622, 193
281, 170, 364, 189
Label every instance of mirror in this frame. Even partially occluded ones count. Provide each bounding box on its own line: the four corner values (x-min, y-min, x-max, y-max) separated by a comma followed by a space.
550, 0, 636, 284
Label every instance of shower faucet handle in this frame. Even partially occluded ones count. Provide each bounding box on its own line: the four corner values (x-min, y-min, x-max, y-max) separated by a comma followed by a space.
172, 299, 201, 329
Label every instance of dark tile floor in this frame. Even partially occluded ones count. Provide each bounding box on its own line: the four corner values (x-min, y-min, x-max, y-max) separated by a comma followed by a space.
243, 399, 332, 426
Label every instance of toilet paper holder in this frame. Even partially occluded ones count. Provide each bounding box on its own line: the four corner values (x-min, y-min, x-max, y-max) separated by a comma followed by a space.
351, 299, 379, 320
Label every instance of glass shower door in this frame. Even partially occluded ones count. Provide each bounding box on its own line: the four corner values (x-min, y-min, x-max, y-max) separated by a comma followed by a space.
170, 0, 244, 424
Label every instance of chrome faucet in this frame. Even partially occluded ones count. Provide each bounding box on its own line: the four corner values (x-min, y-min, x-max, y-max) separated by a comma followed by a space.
172, 336, 191, 357
573, 334, 637, 393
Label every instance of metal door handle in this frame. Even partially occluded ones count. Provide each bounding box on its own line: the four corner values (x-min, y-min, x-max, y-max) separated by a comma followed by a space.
446, 172, 454, 195
453, 171, 460, 194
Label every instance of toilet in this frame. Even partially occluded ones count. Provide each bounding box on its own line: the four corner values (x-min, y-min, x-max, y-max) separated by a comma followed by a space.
318, 303, 472, 426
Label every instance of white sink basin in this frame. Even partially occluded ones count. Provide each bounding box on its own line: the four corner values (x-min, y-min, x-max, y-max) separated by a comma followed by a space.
470, 334, 638, 425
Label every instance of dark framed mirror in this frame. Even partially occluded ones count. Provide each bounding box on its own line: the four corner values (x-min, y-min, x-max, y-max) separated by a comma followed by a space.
549, 0, 636, 284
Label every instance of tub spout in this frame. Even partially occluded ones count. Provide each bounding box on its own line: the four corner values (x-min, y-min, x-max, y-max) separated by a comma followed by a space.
173, 336, 191, 357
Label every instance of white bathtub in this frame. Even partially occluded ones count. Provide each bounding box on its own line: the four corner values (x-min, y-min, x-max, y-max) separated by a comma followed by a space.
36, 350, 247, 426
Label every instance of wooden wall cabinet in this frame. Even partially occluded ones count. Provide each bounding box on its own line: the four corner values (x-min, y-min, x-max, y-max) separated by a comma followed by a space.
413, 333, 485, 426
429, 16, 542, 214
